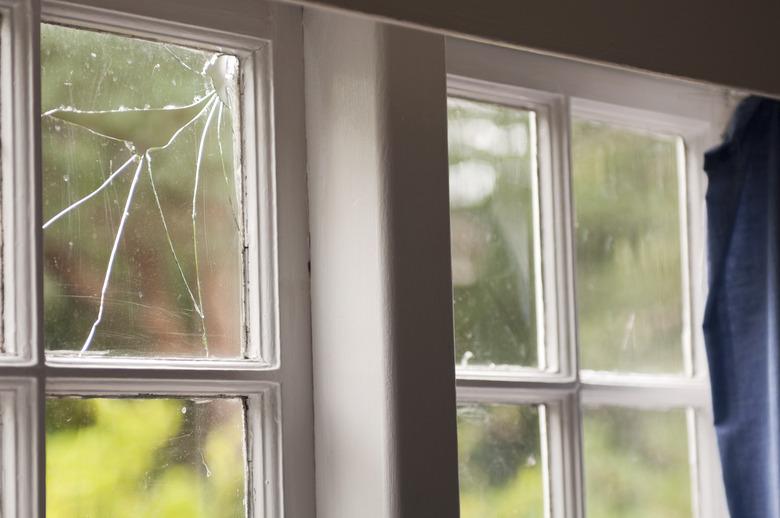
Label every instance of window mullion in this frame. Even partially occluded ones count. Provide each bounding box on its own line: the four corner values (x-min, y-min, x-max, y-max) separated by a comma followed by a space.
0, 379, 39, 518
548, 93, 578, 381
554, 92, 586, 518
685, 133, 716, 379
1, 0, 39, 367
551, 392, 583, 518
693, 408, 730, 518
305, 12, 459, 517
27, 0, 45, 515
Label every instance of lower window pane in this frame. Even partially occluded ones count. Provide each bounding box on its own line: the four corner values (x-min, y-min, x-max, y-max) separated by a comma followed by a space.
457, 403, 545, 517
583, 406, 693, 518
46, 397, 247, 517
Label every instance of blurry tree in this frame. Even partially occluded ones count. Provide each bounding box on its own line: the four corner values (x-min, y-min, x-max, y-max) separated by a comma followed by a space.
46, 398, 246, 517
448, 97, 538, 368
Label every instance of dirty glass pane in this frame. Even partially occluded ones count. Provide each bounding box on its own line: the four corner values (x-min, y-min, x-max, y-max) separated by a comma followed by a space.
42, 24, 244, 357
457, 403, 545, 517
583, 406, 693, 518
46, 397, 247, 517
448, 97, 540, 370
572, 119, 685, 373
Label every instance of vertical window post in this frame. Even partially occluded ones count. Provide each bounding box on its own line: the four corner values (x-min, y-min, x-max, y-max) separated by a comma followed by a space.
304, 10, 460, 517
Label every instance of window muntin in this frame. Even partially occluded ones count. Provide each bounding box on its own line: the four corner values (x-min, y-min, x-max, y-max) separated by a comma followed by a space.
41, 24, 245, 358
572, 119, 687, 374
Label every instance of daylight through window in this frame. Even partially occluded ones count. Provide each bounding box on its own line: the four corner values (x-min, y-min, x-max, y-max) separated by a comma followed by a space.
447, 62, 721, 517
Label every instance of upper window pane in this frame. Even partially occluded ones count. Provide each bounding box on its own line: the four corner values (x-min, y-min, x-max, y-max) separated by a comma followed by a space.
572, 119, 686, 373
448, 97, 542, 370
42, 24, 244, 358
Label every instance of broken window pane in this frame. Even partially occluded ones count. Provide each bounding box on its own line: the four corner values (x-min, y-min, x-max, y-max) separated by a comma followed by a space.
583, 406, 693, 517
572, 119, 686, 373
42, 24, 244, 358
448, 97, 542, 370
46, 397, 247, 517
457, 403, 546, 517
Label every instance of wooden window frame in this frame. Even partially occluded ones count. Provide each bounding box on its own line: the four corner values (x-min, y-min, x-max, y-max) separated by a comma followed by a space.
0, 0, 314, 516
447, 36, 735, 518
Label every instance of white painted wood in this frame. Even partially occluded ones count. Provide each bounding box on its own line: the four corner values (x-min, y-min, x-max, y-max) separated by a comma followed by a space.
0, 0, 48, 514
0, 0, 39, 366
0, 379, 38, 518
266, 4, 317, 516
447, 37, 736, 132
304, 10, 460, 518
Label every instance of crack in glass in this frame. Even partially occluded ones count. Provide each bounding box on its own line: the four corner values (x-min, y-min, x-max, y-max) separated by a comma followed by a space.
42, 25, 244, 358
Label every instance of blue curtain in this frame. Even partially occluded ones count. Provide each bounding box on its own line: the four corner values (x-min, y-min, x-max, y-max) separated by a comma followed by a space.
704, 96, 780, 518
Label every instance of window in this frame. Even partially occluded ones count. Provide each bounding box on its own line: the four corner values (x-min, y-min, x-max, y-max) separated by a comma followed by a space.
447, 37, 730, 518
0, 0, 313, 515
0, 3, 741, 515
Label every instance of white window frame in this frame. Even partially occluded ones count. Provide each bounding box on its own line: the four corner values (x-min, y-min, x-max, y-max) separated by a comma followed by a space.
0, 0, 314, 516
447, 36, 735, 518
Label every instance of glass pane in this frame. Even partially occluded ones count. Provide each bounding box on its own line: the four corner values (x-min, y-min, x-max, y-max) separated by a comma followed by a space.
448, 97, 540, 370
583, 406, 693, 518
572, 119, 685, 373
46, 397, 247, 517
457, 403, 545, 517
42, 24, 243, 358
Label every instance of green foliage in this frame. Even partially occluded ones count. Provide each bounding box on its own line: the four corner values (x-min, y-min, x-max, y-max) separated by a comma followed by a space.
572, 120, 685, 373
460, 464, 544, 518
457, 404, 544, 518
46, 398, 246, 518
583, 408, 692, 518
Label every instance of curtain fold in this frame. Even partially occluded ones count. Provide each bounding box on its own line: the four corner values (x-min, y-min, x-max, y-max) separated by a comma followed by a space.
704, 95, 780, 518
